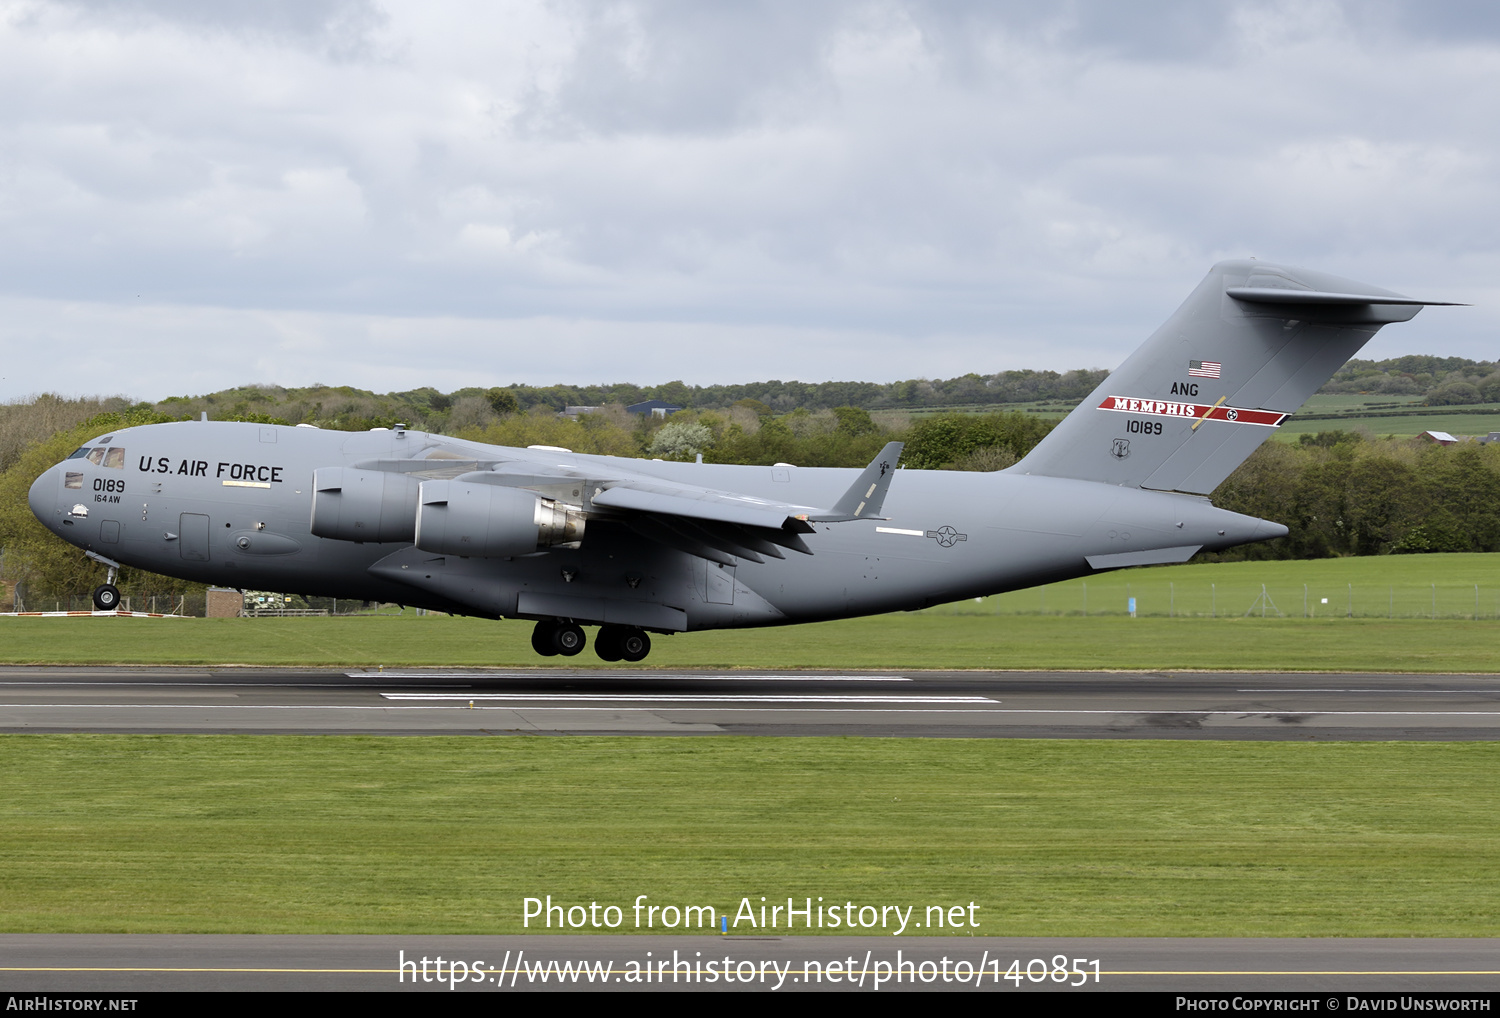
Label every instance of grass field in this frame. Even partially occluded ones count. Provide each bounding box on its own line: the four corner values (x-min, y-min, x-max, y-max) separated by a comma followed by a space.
904, 391, 1500, 439
4, 554, 1498, 671
6, 555, 1498, 940
6, 614, 1500, 672
932, 552, 1500, 620
1298, 394, 1426, 412
1276, 409, 1500, 440
1, 735, 1496, 937
1254, 393, 1500, 439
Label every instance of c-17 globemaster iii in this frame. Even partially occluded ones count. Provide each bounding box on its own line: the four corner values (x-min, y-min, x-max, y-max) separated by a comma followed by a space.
28, 260, 1457, 661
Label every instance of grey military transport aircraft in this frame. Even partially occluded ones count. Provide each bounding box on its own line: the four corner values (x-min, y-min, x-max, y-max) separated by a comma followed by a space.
29, 260, 1457, 661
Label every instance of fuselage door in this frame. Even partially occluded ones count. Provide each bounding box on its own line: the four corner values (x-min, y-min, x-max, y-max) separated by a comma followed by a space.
180, 513, 211, 562
702, 560, 735, 604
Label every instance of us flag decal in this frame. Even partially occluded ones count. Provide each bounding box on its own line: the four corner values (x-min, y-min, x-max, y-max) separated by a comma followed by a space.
1097, 396, 1288, 427
1188, 360, 1222, 378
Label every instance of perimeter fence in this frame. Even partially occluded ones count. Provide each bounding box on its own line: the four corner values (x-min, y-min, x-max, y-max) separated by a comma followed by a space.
3, 592, 386, 616
928, 579, 1500, 620
4, 592, 207, 615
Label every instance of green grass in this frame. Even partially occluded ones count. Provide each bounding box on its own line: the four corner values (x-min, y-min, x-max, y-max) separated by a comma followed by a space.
1, 735, 1496, 937
1297, 394, 1426, 412
1276, 409, 1500, 440
4, 613, 1500, 672
933, 552, 1500, 620
898, 394, 1500, 439
5, 554, 1500, 671
1270, 394, 1500, 439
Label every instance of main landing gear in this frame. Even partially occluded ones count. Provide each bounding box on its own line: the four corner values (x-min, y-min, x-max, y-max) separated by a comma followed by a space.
531, 620, 586, 657
594, 625, 651, 663
530, 621, 652, 662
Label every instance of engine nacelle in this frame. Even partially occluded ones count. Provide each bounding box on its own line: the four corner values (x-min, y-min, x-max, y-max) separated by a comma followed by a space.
310, 467, 421, 543
414, 480, 585, 558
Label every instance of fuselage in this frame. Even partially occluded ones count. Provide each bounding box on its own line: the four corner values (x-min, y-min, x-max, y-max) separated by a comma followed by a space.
28, 420, 1281, 632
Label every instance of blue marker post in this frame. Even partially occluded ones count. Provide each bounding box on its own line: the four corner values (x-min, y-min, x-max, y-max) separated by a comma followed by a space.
1128, 596, 1137, 618
721, 916, 728, 935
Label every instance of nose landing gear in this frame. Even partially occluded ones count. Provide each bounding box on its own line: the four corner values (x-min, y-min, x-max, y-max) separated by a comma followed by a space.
86, 550, 123, 612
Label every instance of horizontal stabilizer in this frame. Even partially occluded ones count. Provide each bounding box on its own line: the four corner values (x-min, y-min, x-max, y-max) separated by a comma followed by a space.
1227, 287, 1465, 306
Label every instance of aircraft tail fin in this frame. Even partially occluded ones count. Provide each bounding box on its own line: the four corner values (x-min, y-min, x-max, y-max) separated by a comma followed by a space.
1011, 260, 1460, 495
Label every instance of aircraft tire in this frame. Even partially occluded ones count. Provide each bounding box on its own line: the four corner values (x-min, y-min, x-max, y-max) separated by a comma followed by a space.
553, 622, 586, 656
618, 629, 650, 662
531, 621, 560, 657
92, 584, 120, 612
594, 626, 624, 662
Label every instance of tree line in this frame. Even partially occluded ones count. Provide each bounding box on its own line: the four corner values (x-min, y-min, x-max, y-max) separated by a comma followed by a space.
4, 394, 1500, 607
130, 369, 1113, 433
9, 350, 1496, 452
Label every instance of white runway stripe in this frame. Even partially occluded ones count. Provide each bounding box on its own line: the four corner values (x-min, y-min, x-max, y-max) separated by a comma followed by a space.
1240, 688, 1500, 694
379, 693, 993, 703
9, 704, 1500, 716
347, 672, 911, 681
0, 704, 1007, 714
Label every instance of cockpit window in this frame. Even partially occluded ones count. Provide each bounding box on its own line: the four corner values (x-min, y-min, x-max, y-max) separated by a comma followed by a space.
84, 447, 126, 468
66, 446, 91, 460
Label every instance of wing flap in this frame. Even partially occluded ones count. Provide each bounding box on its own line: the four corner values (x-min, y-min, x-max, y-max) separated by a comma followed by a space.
620, 516, 741, 567
591, 483, 816, 532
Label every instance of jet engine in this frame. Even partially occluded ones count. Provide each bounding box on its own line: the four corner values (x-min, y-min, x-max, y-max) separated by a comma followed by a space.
310, 467, 421, 543
414, 479, 585, 558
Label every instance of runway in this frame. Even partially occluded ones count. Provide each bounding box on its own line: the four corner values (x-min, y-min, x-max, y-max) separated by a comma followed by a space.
3, 666, 1500, 738
5, 673, 1498, 995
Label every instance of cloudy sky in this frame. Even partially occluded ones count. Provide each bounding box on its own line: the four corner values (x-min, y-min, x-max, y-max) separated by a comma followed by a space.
2, 0, 1498, 402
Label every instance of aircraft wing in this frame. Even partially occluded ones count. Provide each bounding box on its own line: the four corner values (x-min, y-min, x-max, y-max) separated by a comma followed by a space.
434, 441, 904, 564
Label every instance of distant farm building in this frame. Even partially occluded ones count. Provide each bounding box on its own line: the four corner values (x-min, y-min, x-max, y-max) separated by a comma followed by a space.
627, 399, 682, 418
1421, 431, 1459, 446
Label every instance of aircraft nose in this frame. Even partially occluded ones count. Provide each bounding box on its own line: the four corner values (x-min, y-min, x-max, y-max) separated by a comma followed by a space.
28, 465, 58, 524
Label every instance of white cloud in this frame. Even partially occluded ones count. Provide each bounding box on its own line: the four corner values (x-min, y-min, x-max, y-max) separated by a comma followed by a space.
1, 0, 1497, 400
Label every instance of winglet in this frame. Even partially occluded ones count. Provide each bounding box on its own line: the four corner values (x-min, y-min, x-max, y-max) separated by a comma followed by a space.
811, 442, 903, 522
